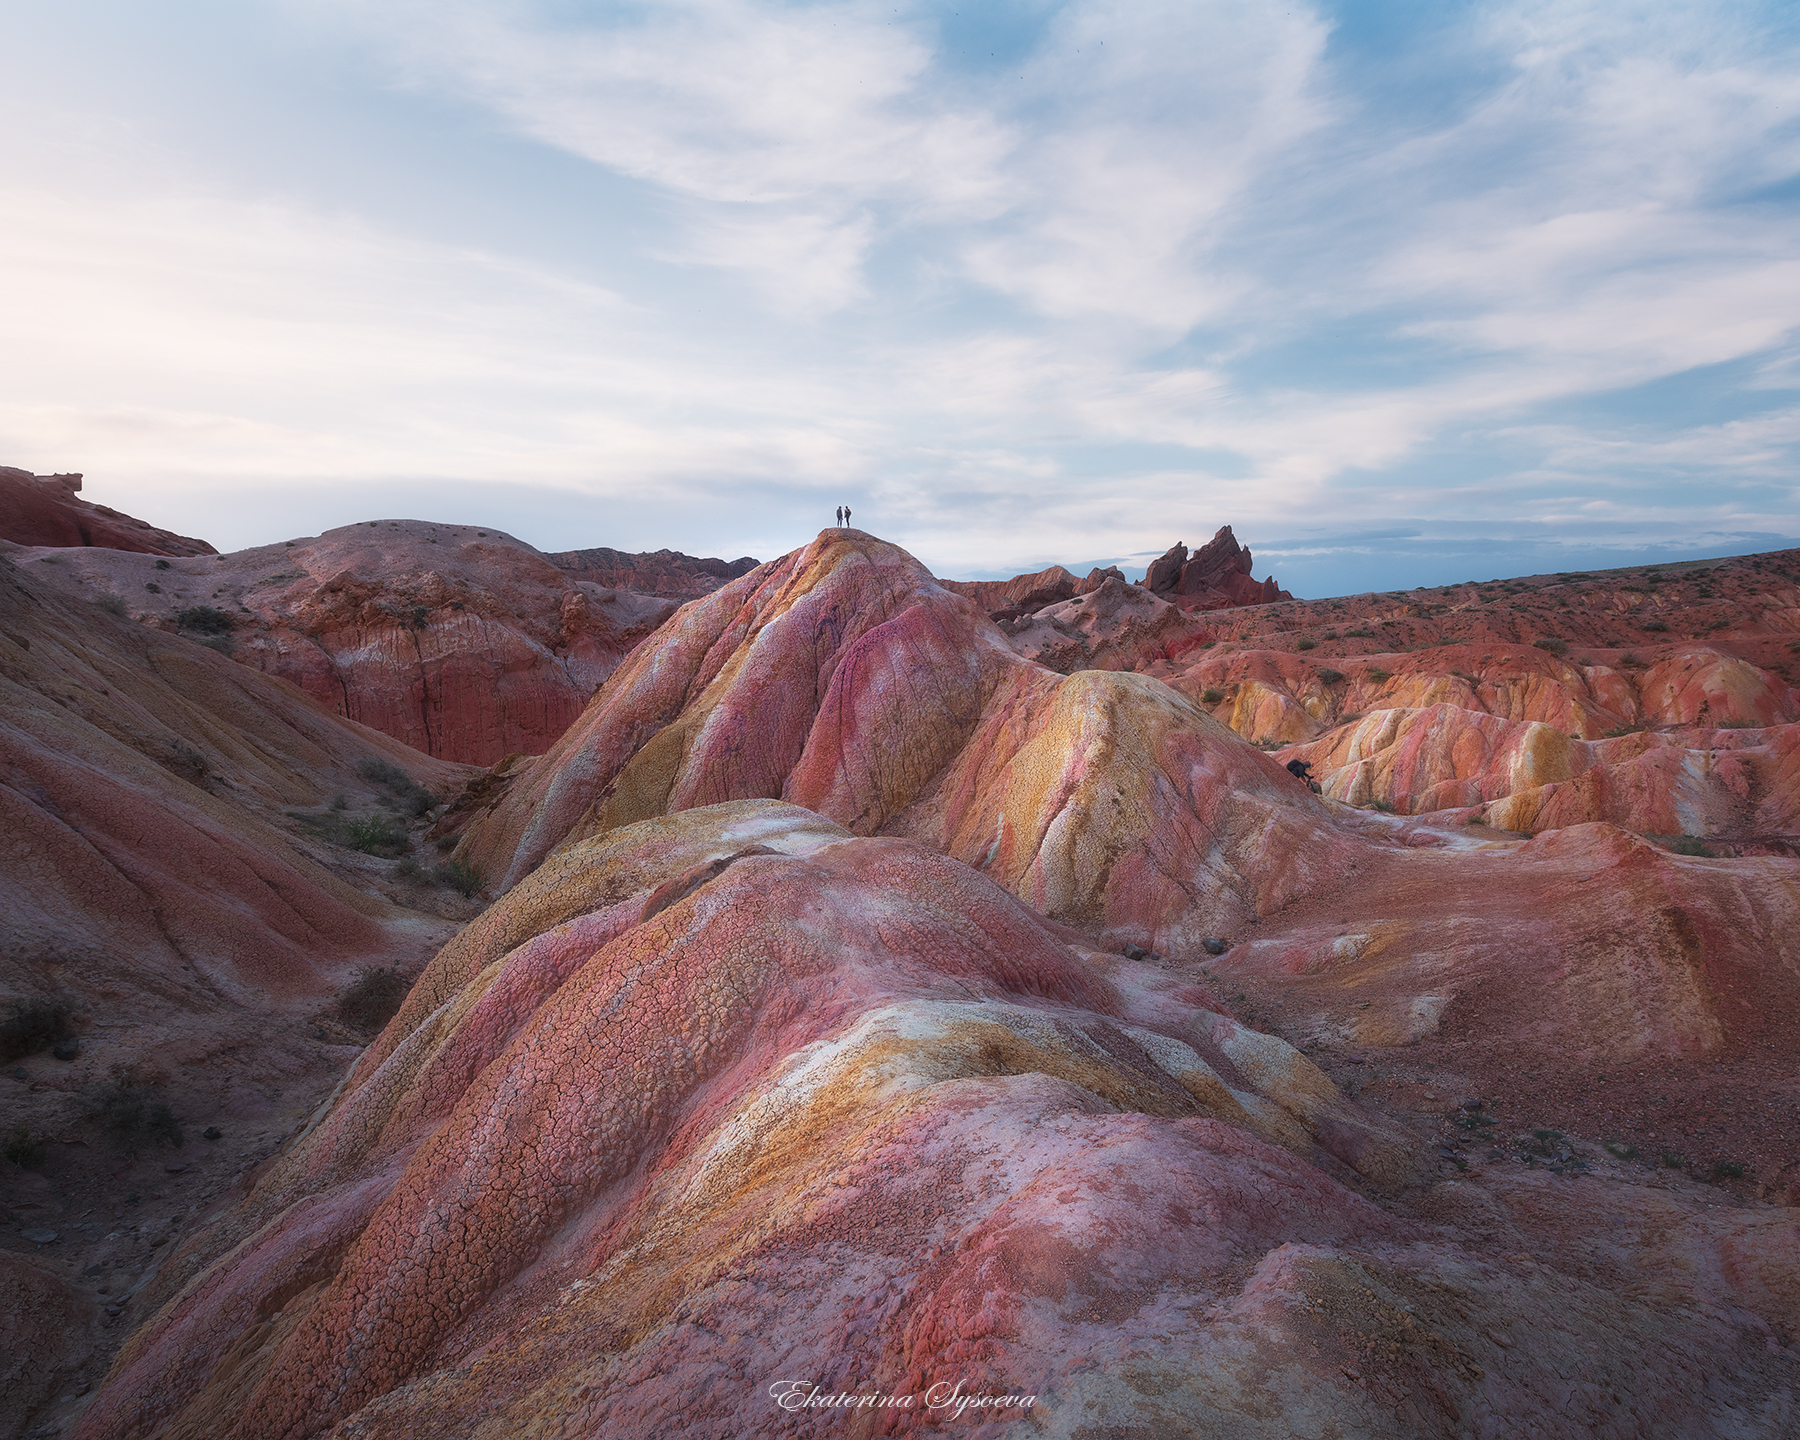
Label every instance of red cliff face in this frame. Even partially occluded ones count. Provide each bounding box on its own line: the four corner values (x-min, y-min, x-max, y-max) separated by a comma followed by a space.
10, 521, 687, 766
0, 468, 216, 556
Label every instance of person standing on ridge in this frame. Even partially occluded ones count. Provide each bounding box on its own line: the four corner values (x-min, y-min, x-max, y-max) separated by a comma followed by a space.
836, 506, 843, 526
845, 505, 853, 527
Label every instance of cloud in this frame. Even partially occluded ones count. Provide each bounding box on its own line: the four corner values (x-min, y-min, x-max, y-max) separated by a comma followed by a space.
2, 0, 1797, 579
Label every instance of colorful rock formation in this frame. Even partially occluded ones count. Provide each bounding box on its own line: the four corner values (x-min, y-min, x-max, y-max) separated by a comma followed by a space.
0, 468, 216, 557
14, 519, 1800, 1440
1142, 527, 1292, 609
451, 531, 1344, 957
11, 521, 685, 766
1028, 549, 1800, 842
70, 803, 1800, 1440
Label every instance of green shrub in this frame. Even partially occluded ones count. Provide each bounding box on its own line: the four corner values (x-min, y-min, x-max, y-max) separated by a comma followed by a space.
1716, 718, 1755, 730
153, 559, 171, 570
1710, 1160, 1747, 1181
1533, 637, 1568, 656
1, 997, 73, 1061
1345, 628, 1374, 639
1366, 667, 1391, 683
1316, 668, 1344, 685
1640, 619, 1668, 632
341, 814, 410, 857
1604, 724, 1645, 738
95, 592, 128, 617
337, 967, 409, 1030
1200, 687, 1224, 704
359, 757, 437, 816
1369, 798, 1395, 814
434, 860, 483, 897
1669, 835, 1713, 857
175, 605, 233, 634
1295, 637, 1315, 651
82, 1070, 182, 1148
4, 1127, 47, 1168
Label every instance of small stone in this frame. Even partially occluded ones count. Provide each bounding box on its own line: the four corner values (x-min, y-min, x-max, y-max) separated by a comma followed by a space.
163, 1163, 188, 1174
203, 1126, 222, 1141
51, 1038, 79, 1061
21, 1228, 58, 1244
1201, 938, 1228, 955
82, 1263, 104, 1277
1461, 1098, 1483, 1111
10, 1067, 25, 1080
1122, 943, 1148, 961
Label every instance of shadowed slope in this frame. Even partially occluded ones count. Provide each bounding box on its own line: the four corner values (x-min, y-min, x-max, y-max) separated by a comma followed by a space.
0, 546, 472, 1169
456, 531, 1347, 955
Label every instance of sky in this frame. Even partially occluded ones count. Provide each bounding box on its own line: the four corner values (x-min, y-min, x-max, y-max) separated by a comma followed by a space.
2, 0, 1798, 596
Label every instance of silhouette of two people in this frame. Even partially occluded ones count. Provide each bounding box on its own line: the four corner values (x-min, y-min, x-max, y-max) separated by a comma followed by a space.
836, 506, 853, 528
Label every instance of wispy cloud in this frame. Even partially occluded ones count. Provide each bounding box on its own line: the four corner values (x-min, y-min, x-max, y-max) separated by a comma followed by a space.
0, 0, 1794, 585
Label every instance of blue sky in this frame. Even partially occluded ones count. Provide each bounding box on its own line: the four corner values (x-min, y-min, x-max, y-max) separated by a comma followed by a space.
2, 0, 1797, 596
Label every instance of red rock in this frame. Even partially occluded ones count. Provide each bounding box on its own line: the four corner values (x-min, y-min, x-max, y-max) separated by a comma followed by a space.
0, 545, 471, 1232
12, 520, 683, 766
0, 467, 215, 555
545, 546, 762, 599
454, 531, 1344, 955
71, 804, 1800, 1440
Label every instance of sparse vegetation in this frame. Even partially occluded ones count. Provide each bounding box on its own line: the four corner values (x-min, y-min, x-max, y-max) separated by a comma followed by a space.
1604, 1141, 1640, 1160
1669, 835, 1714, 857
434, 859, 483, 897
1604, 724, 1646, 738
196, 634, 234, 656
1640, 619, 1668, 632
1345, 628, 1374, 639
1533, 637, 1568, 656
1715, 718, 1756, 730
1710, 1160, 1747, 1181
1661, 1150, 1686, 1169
1, 997, 73, 1060
341, 814, 411, 856
82, 1069, 183, 1148
153, 559, 171, 570
1200, 687, 1224, 704
1366, 667, 1391, 683
291, 808, 411, 856
338, 967, 408, 1031
1316, 668, 1344, 685
95, 591, 128, 616
4, 1127, 48, 1167
1295, 637, 1315, 651
175, 605, 234, 634
359, 757, 439, 817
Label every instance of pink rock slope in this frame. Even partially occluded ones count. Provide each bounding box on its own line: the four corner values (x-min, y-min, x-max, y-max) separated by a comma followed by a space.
71, 802, 1800, 1440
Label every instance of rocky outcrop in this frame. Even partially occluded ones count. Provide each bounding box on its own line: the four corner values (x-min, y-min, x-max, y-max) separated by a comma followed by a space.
72, 803, 1800, 1440
546, 545, 761, 599
0, 468, 216, 556
454, 530, 1346, 954
12, 521, 685, 766
1143, 526, 1292, 609
939, 563, 1125, 619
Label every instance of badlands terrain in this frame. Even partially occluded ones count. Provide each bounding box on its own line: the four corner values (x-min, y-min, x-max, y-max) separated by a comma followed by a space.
2, 471, 1798, 1439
